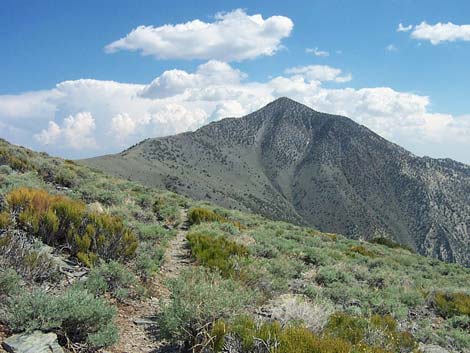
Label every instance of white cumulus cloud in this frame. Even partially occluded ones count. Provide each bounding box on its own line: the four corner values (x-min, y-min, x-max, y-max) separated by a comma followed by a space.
110, 113, 137, 140
140, 60, 245, 99
35, 112, 97, 150
105, 9, 293, 62
1, 61, 470, 163
400, 21, 470, 45
285, 65, 352, 83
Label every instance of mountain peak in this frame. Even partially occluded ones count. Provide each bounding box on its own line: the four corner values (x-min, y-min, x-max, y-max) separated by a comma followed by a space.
249, 97, 320, 125
265, 97, 314, 112
84, 99, 470, 267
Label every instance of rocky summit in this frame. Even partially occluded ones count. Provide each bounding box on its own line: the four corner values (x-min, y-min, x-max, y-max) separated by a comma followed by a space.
83, 97, 470, 266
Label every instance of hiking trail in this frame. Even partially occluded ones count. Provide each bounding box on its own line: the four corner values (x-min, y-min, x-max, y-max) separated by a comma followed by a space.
110, 209, 191, 353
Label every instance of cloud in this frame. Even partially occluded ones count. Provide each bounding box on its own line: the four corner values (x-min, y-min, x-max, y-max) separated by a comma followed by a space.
1, 61, 470, 163
110, 113, 137, 140
401, 21, 470, 45
105, 9, 293, 62
306, 47, 329, 57
140, 60, 245, 99
35, 121, 61, 145
385, 44, 398, 52
35, 112, 97, 149
397, 23, 412, 32
285, 65, 352, 83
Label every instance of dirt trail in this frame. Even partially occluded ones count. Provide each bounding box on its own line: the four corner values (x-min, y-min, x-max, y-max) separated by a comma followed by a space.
110, 210, 191, 353
159, 215, 191, 279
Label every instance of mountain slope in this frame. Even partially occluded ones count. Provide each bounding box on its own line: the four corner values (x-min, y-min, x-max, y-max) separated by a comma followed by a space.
83, 97, 470, 266
2, 137, 470, 352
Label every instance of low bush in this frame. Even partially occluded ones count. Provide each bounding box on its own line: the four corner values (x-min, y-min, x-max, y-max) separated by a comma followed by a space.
434, 291, 470, 317
187, 232, 248, 277
302, 248, 328, 266
0, 148, 33, 173
269, 295, 334, 333
316, 267, 349, 286
54, 167, 77, 188
369, 237, 414, 253
153, 196, 182, 225
135, 223, 171, 242
188, 207, 244, 230
348, 245, 376, 258
0, 211, 11, 229
0, 268, 21, 297
188, 207, 226, 225
158, 267, 255, 348
6, 188, 138, 266
135, 243, 164, 280
324, 312, 418, 352
83, 260, 143, 301
212, 316, 352, 353
0, 233, 59, 283
4, 287, 118, 349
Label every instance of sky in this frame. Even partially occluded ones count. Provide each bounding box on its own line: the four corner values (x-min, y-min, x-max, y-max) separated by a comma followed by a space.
1, 0, 470, 162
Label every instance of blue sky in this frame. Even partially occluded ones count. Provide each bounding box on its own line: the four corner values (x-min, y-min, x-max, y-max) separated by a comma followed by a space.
1, 0, 470, 162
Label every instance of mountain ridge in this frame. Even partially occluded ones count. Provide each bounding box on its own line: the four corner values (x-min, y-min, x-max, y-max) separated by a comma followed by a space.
82, 97, 470, 266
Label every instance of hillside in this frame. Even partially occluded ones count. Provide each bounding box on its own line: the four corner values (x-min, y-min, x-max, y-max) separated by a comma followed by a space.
1, 138, 470, 352
83, 97, 470, 266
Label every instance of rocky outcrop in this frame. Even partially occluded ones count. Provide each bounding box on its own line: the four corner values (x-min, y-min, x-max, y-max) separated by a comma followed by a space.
2, 331, 63, 353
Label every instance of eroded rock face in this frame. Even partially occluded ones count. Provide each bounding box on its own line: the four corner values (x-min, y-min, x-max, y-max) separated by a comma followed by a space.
84, 97, 470, 266
2, 331, 64, 353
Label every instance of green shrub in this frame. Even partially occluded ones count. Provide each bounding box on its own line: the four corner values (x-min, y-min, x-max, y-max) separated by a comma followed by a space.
212, 316, 352, 353
0, 268, 21, 297
6, 188, 138, 266
158, 267, 255, 347
369, 237, 414, 253
188, 207, 226, 225
188, 207, 244, 230
153, 196, 182, 224
302, 248, 328, 266
4, 288, 118, 349
434, 291, 470, 317
0, 165, 13, 175
277, 326, 352, 353
447, 315, 470, 330
324, 312, 418, 352
83, 260, 143, 301
348, 245, 376, 258
54, 167, 77, 187
187, 231, 248, 277
135, 223, 170, 242
0, 211, 11, 229
0, 148, 33, 172
324, 312, 368, 345
135, 243, 164, 280
316, 267, 348, 286
267, 256, 306, 281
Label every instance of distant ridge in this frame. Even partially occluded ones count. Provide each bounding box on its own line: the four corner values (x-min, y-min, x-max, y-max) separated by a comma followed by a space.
83, 97, 470, 266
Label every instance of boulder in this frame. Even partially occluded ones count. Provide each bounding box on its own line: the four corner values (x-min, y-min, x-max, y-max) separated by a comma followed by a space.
2, 331, 64, 353
418, 343, 451, 353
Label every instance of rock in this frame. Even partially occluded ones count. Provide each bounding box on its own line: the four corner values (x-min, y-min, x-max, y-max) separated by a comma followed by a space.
418, 343, 450, 353
133, 318, 156, 326
2, 331, 64, 353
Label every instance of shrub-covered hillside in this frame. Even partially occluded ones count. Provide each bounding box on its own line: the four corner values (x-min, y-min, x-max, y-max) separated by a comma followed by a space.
0, 139, 186, 351
1, 138, 470, 353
